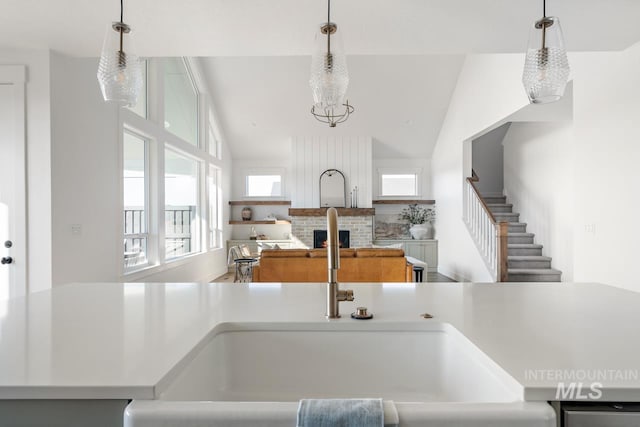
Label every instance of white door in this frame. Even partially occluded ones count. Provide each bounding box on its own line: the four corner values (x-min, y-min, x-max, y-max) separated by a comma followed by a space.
0, 66, 26, 301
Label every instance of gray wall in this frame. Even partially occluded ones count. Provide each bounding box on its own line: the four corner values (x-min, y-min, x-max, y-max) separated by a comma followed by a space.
472, 123, 511, 194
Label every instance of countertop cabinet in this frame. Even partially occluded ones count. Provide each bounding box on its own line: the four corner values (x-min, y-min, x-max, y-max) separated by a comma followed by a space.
373, 239, 438, 272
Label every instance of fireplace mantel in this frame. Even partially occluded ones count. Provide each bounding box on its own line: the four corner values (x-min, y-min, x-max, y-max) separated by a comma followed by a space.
288, 208, 375, 217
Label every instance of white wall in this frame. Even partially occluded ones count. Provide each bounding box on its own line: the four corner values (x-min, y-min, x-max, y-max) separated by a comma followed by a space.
50, 53, 121, 285
472, 123, 510, 194
570, 43, 640, 292
49, 53, 232, 285
0, 49, 52, 292
432, 41, 640, 290
431, 54, 530, 282
503, 122, 574, 281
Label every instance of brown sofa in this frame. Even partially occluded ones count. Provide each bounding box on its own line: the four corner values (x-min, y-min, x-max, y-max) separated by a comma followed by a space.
252, 248, 413, 283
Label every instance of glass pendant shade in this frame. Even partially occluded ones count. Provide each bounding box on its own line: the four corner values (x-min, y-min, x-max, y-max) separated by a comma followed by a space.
97, 22, 144, 107
309, 22, 350, 110
522, 16, 570, 104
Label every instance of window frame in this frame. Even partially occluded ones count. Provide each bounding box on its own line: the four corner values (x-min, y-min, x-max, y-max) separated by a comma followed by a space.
164, 146, 202, 261
377, 168, 422, 198
122, 128, 151, 272
119, 57, 225, 280
163, 57, 200, 148
208, 164, 222, 249
243, 168, 285, 199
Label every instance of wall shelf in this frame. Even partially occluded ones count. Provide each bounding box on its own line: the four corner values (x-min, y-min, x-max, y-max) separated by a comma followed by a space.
229, 200, 291, 206
372, 200, 435, 205
289, 208, 375, 217
229, 220, 291, 225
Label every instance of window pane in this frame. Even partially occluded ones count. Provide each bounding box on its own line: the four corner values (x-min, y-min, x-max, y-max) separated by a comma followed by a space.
126, 61, 147, 118
123, 132, 148, 269
208, 110, 219, 158
208, 165, 221, 249
381, 174, 417, 196
246, 175, 282, 197
164, 58, 198, 146
165, 149, 199, 259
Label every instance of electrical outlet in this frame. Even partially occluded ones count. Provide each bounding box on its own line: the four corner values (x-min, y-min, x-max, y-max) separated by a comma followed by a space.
584, 224, 596, 234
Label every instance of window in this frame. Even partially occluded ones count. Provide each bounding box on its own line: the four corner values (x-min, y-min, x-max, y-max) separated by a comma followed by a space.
246, 174, 282, 197
164, 58, 198, 146
208, 109, 220, 158
123, 131, 148, 269
165, 149, 200, 259
208, 165, 222, 249
126, 60, 147, 118
121, 58, 224, 277
379, 170, 421, 197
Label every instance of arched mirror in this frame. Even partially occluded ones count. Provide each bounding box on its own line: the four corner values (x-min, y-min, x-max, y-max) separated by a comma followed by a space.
319, 169, 346, 208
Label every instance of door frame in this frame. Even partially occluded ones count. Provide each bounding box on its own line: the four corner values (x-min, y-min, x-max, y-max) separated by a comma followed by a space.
0, 65, 27, 298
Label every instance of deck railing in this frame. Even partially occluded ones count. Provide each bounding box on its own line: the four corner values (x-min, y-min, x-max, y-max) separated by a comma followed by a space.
124, 206, 196, 263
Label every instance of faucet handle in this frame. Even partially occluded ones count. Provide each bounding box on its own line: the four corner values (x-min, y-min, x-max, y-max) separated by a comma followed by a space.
338, 289, 354, 302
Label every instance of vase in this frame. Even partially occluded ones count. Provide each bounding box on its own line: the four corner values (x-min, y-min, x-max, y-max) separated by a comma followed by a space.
409, 223, 433, 240
241, 207, 252, 221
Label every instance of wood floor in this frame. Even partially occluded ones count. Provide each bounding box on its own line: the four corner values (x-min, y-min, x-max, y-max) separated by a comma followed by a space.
213, 271, 456, 283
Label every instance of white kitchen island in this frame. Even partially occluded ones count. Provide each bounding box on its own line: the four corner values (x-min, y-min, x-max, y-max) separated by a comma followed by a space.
0, 281, 639, 425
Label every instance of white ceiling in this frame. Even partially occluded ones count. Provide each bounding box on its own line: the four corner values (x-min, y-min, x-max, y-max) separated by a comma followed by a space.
4, 0, 640, 160
200, 55, 464, 159
3, 0, 640, 56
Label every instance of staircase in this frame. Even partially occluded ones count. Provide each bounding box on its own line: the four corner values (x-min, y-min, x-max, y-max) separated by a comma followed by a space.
483, 195, 562, 282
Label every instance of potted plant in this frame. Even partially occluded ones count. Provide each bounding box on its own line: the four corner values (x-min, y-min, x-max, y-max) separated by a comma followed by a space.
398, 204, 436, 239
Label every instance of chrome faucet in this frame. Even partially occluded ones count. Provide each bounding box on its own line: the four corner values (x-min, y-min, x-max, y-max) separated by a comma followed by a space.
326, 207, 354, 318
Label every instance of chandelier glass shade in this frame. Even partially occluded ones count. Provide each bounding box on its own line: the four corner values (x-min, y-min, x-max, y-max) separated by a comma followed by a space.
522, 15, 570, 104
309, 0, 354, 127
97, 1, 143, 107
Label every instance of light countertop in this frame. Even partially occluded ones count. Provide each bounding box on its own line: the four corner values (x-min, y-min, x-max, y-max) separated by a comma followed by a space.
0, 281, 638, 401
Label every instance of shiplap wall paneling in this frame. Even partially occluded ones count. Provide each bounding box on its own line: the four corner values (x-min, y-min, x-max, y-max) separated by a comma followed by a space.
291, 136, 372, 208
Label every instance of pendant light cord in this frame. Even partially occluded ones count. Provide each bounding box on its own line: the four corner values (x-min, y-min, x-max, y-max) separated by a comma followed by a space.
327, 0, 331, 55
543, 0, 546, 18
120, 0, 124, 23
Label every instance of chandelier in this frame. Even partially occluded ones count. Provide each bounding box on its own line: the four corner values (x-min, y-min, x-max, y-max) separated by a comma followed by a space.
97, 0, 144, 107
522, 0, 570, 104
309, 0, 354, 127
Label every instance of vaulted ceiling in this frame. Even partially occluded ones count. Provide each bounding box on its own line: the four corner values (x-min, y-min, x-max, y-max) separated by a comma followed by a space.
3, 0, 640, 159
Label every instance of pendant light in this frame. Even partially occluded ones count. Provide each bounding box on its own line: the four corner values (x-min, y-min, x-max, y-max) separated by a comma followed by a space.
522, 0, 570, 104
97, 0, 143, 107
309, 0, 354, 127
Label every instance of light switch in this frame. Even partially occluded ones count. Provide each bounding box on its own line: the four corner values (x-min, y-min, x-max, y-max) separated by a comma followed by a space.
71, 224, 82, 236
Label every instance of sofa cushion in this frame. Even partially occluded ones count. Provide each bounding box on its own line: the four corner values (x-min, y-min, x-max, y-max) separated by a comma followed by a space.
308, 248, 356, 258
355, 248, 405, 257
260, 249, 309, 258
371, 243, 403, 249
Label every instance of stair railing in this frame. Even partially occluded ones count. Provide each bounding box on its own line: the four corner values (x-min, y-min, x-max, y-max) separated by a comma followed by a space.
463, 172, 509, 282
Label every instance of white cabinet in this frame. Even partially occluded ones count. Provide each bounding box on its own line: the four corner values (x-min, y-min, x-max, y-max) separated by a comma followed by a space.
373, 239, 438, 272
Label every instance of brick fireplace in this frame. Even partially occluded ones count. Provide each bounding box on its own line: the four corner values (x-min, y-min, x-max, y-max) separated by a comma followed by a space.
289, 208, 374, 249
